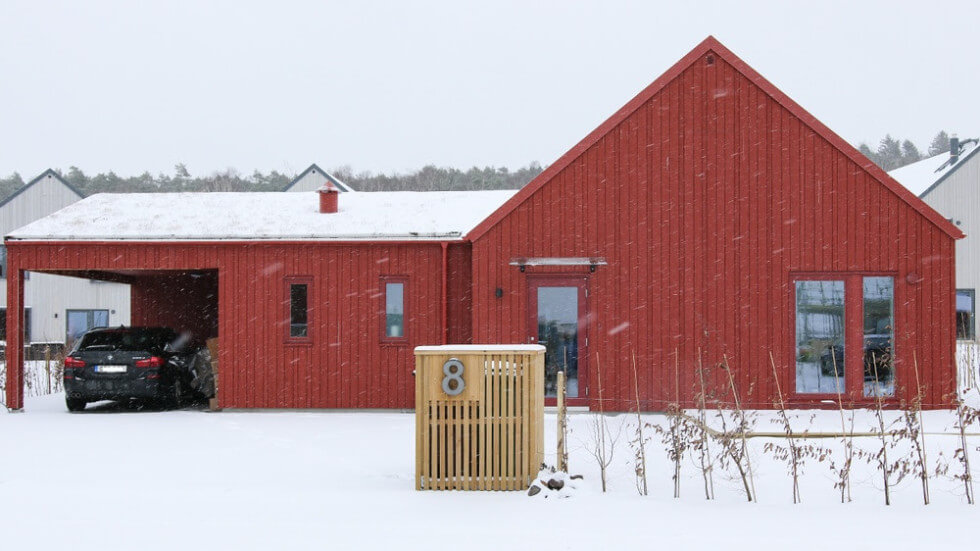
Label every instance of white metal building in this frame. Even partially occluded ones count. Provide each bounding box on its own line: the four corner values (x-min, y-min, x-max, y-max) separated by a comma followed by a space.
890, 137, 980, 340
282, 163, 354, 192
0, 169, 131, 347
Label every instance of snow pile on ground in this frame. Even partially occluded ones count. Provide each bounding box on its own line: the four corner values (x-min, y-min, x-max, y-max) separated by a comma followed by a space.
526, 467, 587, 498
2, 394, 980, 550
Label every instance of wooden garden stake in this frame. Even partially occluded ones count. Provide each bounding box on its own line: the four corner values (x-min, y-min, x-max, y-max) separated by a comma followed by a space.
557, 370, 567, 472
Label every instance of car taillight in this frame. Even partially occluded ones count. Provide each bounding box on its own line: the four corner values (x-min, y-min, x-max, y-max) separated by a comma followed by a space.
64, 356, 86, 368
135, 356, 165, 368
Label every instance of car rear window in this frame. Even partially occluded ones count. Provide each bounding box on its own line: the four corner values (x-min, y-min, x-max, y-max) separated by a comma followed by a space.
76, 330, 176, 352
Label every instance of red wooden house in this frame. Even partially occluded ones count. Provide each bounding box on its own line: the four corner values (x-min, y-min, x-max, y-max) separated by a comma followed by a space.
4, 37, 962, 411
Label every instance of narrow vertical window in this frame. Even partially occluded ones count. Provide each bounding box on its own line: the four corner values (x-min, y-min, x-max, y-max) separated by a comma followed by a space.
957, 289, 975, 340
290, 284, 308, 337
285, 277, 312, 342
864, 277, 894, 397
382, 278, 407, 341
795, 280, 846, 394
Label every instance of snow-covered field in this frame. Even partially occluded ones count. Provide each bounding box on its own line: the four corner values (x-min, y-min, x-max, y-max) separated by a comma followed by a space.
2, 394, 979, 550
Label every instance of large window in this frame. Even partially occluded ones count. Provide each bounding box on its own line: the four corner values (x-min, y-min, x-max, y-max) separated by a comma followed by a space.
66, 309, 109, 344
863, 277, 894, 398
285, 277, 312, 343
957, 289, 975, 340
794, 275, 895, 399
795, 280, 846, 394
382, 277, 407, 342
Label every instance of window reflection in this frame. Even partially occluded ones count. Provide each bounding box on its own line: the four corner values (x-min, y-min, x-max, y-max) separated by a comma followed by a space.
796, 280, 846, 394
957, 289, 975, 340
863, 277, 894, 397
385, 282, 405, 338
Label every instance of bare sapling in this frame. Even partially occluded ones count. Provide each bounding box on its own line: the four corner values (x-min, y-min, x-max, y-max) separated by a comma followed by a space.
766, 351, 801, 503
695, 348, 715, 500
722, 355, 756, 502
870, 352, 893, 506
671, 349, 682, 498
630, 352, 648, 496
650, 402, 692, 500
953, 393, 978, 504
586, 354, 623, 492
828, 347, 853, 503
911, 353, 930, 504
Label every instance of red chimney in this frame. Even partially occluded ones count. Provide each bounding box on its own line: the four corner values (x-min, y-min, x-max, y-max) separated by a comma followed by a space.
318, 183, 339, 213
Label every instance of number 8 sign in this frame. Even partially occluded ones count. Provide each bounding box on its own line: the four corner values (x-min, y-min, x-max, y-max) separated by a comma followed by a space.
441, 358, 465, 396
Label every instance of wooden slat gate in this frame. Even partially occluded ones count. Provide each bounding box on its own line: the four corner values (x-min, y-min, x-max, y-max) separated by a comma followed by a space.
415, 345, 544, 491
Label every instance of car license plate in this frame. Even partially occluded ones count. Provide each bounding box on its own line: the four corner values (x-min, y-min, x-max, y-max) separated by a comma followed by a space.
95, 365, 127, 374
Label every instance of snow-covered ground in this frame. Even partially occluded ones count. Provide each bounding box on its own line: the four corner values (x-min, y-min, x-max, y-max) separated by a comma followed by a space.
2, 394, 979, 550
0, 360, 63, 405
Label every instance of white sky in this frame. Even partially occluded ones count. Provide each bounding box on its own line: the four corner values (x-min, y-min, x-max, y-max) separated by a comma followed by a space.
2, 0, 978, 179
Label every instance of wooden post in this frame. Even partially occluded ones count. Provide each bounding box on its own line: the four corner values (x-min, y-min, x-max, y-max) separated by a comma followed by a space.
557, 370, 567, 472
45, 345, 51, 395
6, 265, 25, 410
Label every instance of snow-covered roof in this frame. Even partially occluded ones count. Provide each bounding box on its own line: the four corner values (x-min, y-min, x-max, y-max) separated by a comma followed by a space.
6, 190, 518, 242
888, 141, 980, 197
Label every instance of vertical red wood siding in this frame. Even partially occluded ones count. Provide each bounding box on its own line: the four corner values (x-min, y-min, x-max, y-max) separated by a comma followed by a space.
468, 45, 958, 410
131, 272, 219, 343
2, 38, 960, 412
5, 241, 451, 409
447, 243, 473, 344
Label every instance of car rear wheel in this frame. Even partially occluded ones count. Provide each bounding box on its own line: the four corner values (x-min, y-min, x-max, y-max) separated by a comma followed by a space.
66, 397, 87, 412
169, 378, 184, 410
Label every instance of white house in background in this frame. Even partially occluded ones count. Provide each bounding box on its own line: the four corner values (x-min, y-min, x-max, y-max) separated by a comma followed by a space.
282, 163, 354, 192
0, 169, 130, 347
890, 136, 980, 340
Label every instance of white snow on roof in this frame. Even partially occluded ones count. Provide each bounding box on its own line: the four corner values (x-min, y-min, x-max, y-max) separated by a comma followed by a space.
6, 190, 517, 241
888, 142, 978, 196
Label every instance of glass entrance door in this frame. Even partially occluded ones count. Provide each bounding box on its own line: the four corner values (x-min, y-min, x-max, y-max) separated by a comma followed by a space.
528, 276, 588, 403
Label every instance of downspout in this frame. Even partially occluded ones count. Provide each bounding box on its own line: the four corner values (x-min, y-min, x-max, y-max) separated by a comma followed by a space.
441, 242, 449, 344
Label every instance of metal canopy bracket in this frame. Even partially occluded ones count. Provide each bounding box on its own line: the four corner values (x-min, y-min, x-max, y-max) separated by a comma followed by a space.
509, 257, 608, 272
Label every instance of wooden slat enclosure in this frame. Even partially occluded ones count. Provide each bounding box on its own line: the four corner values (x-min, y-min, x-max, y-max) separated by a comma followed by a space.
415, 346, 544, 491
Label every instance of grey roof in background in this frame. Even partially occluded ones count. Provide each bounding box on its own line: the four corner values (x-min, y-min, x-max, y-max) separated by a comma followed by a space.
282, 163, 354, 192
0, 168, 84, 210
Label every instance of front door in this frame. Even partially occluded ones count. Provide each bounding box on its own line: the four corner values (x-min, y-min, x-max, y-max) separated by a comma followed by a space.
528, 276, 589, 406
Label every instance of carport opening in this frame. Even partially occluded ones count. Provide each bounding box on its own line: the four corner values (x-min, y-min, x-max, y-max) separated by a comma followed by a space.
25, 268, 220, 409
36, 268, 219, 349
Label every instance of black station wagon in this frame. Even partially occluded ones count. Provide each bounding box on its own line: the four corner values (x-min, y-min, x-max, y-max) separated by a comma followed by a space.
63, 327, 213, 412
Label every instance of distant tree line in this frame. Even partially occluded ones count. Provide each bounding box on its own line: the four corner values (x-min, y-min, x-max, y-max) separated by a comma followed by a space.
0, 163, 544, 202
333, 163, 544, 192
0, 131, 964, 201
858, 131, 952, 171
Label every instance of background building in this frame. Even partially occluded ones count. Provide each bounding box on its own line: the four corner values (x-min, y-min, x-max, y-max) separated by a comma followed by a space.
0, 169, 130, 349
